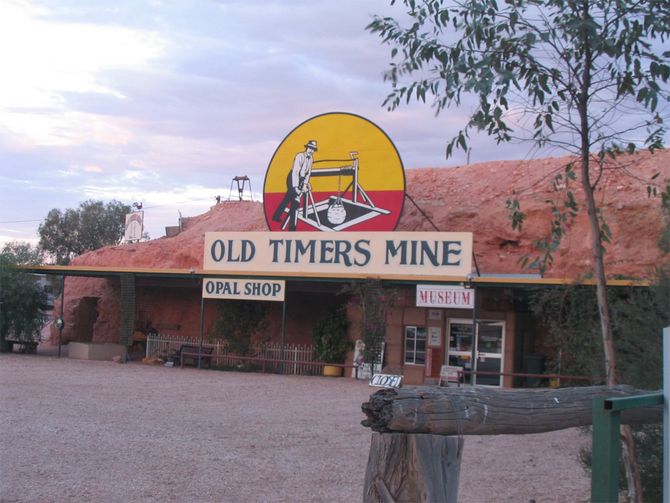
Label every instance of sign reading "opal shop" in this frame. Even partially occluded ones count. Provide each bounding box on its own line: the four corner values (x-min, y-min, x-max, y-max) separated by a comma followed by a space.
203, 232, 473, 280
202, 278, 285, 302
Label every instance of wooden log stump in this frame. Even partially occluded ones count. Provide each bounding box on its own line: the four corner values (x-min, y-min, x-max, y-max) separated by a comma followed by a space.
362, 385, 662, 435
363, 433, 463, 503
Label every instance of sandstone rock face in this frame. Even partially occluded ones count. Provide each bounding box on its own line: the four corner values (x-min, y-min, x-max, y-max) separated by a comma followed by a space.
53, 150, 669, 344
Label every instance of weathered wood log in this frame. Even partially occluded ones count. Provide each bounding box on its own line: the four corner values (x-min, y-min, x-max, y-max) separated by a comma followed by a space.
361, 385, 662, 435
363, 433, 463, 503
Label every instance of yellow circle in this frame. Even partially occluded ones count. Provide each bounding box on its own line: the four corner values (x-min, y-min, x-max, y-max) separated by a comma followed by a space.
264, 113, 405, 194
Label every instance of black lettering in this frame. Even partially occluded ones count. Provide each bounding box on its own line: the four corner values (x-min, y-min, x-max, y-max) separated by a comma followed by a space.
353, 240, 371, 266
227, 240, 241, 262
269, 240, 283, 263
210, 240, 225, 262
241, 240, 255, 262
284, 240, 292, 263
385, 240, 407, 264
294, 240, 316, 263
205, 281, 215, 294
272, 283, 281, 296
420, 241, 439, 266
244, 283, 252, 295
215, 281, 224, 294
410, 240, 418, 265
320, 240, 335, 263
442, 241, 462, 266
334, 240, 352, 266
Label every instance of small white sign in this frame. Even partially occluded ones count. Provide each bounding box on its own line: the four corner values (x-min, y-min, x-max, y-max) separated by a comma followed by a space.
439, 365, 463, 386
428, 326, 442, 347
416, 284, 475, 309
370, 374, 403, 388
202, 278, 285, 302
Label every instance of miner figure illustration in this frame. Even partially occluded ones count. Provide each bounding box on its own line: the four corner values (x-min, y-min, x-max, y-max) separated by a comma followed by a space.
272, 140, 317, 230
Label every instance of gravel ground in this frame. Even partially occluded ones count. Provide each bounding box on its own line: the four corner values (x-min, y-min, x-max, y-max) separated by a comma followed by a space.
0, 354, 590, 502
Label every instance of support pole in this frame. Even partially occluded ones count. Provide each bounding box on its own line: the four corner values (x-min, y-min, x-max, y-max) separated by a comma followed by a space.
198, 293, 205, 369
664, 327, 669, 502
58, 274, 65, 358
469, 285, 478, 385
591, 397, 621, 502
280, 299, 286, 374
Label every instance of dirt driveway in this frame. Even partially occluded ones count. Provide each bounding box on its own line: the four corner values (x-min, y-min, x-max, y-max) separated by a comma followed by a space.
0, 354, 589, 502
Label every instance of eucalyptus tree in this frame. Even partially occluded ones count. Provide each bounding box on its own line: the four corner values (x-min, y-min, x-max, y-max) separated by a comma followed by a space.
368, 1, 669, 500
38, 200, 131, 264
0, 242, 47, 350
369, 0, 668, 392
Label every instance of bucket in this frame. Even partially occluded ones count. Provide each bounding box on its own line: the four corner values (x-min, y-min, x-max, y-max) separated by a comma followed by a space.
323, 365, 343, 377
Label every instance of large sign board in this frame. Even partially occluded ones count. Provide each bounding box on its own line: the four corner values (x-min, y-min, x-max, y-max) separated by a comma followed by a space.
263, 113, 405, 232
203, 232, 473, 280
202, 278, 285, 302
416, 284, 475, 309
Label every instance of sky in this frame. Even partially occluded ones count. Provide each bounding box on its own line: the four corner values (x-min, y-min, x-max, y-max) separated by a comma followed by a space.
1, 0, 659, 247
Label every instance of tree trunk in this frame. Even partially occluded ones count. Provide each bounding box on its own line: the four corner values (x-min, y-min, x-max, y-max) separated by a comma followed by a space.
363, 433, 463, 503
362, 386, 662, 435
576, 1, 641, 498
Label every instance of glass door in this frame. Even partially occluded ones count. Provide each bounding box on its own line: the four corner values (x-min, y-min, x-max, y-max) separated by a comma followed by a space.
446, 320, 474, 385
447, 319, 505, 386
475, 322, 504, 386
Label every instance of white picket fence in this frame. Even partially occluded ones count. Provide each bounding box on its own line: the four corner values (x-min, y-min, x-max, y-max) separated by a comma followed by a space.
145, 334, 319, 375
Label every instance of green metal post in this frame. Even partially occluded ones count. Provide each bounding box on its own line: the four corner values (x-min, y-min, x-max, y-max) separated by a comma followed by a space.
591, 397, 621, 503
664, 327, 669, 502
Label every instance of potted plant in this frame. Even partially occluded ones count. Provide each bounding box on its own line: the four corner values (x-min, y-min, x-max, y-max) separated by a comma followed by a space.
311, 308, 352, 377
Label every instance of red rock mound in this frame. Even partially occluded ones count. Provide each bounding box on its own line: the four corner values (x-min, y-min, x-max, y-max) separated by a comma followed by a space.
72, 149, 668, 278
54, 150, 668, 344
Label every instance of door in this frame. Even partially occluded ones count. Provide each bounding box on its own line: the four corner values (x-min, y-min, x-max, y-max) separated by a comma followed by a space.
446, 319, 504, 386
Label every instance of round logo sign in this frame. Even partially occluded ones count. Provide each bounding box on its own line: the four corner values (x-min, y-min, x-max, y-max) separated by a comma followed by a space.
263, 112, 405, 232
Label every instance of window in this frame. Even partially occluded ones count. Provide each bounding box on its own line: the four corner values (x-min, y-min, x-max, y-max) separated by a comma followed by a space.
404, 326, 426, 365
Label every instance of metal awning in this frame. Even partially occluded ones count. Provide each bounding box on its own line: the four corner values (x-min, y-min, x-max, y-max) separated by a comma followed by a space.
21, 264, 650, 287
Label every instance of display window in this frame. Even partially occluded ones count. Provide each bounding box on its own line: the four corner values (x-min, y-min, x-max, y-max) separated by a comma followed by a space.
404, 326, 426, 365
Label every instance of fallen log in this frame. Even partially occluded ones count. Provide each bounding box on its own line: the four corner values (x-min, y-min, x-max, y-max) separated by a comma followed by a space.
361, 385, 662, 435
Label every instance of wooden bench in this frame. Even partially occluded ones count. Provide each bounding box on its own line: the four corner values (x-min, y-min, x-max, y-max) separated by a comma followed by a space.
177, 344, 214, 368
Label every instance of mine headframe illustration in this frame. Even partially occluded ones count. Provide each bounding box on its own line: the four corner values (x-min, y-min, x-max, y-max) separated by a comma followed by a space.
280, 151, 391, 231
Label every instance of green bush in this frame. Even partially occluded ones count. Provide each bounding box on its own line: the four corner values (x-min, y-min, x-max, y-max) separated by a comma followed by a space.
532, 268, 668, 500
311, 308, 351, 364
208, 300, 268, 355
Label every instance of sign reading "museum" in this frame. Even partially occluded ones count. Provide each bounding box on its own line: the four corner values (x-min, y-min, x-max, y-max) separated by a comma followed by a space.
202, 278, 285, 302
203, 232, 473, 280
416, 284, 475, 309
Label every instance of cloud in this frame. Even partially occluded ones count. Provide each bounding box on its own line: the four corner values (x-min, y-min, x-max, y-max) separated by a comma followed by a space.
0, 0, 551, 248
0, 1, 165, 147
